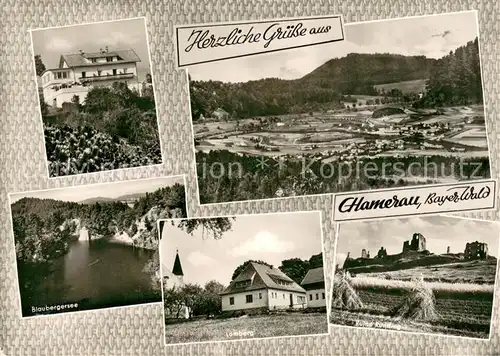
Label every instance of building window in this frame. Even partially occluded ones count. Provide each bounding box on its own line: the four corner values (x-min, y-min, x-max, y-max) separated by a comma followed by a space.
309, 294, 312, 301
81, 72, 86, 78
106, 56, 113, 62
259, 293, 262, 299
229, 297, 234, 305
123, 68, 128, 73
245, 294, 253, 303
316, 293, 319, 300
112, 69, 117, 75
322, 293, 325, 299
62, 72, 68, 79
97, 70, 102, 76
91, 58, 97, 63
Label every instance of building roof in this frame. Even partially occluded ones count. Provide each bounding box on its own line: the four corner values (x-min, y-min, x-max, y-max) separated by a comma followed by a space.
58, 49, 141, 68
300, 267, 325, 286
220, 262, 306, 295
172, 250, 183, 276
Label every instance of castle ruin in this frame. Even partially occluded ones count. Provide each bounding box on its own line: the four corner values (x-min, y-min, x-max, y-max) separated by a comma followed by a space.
464, 241, 488, 260
402, 233, 427, 253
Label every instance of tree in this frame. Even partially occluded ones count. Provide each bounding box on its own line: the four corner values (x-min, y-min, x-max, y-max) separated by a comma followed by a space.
34, 55, 46, 76
172, 217, 235, 240
71, 95, 80, 108
163, 284, 185, 319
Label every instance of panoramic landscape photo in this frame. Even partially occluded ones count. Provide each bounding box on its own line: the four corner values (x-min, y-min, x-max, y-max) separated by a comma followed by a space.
188, 11, 491, 204
330, 216, 499, 339
32, 17, 162, 177
9, 176, 187, 317
158, 212, 328, 345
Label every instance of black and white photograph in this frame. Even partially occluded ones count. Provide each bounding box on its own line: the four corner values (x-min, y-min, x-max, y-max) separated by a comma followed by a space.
31, 17, 162, 177
9, 176, 187, 317
188, 11, 491, 204
330, 215, 499, 339
158, 212, 328, 345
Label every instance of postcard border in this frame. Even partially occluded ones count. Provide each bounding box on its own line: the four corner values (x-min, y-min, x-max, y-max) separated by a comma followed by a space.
186, 10, 495, 211
8, 174, 188, 319
28, 16, 167, 180
157, 210, 331, 347
329, 214, 500, 341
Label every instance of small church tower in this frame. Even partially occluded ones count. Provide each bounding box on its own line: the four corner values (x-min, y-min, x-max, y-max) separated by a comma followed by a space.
172, 249, 184, 284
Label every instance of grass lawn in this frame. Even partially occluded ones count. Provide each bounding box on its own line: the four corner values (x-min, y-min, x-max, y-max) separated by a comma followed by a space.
164, 312, 328, 345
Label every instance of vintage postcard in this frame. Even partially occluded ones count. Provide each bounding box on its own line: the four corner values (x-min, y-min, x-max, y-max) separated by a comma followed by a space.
30, 17, 163, 178
181, 11, 493, 210
330, 215, 499, 339
8, 175, 187, 317
158, 211, 328, 345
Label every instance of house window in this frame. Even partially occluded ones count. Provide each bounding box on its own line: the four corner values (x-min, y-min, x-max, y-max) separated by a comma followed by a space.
322, 293, 325, 299
245, 294, 253, 303
316, 293, 319, 300
106, 56, 113, 62
123, 68, 128, 73
62, 72, 68, 79
309, 294, 313, 301
229, 297, 234, 305
81, 72, 86, 78
97, 70, 102, 76
113, 69, 117, 75
259, 293, 262, 299
91, 58, 97, 63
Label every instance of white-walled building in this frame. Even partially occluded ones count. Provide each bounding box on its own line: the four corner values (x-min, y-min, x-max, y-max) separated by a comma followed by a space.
220, 262, 307, 313
39, 48, 142, 108
300, 267, 326, 308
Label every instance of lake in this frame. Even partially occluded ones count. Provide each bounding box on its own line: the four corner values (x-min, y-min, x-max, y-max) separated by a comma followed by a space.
20, 240, 161, 317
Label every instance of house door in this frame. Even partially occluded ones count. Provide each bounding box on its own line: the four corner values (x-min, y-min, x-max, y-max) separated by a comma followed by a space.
289, 293, 293, 308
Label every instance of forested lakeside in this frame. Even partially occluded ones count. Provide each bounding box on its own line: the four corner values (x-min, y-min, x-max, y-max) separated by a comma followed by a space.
11, 183, 186, 311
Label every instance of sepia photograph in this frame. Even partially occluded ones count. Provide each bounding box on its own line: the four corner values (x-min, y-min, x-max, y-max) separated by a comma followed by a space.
330, 215, 499, 339
188, 11, 492, 204
9, 176, 187, 317
31, 17, 162, 177
158, 212, 328, 345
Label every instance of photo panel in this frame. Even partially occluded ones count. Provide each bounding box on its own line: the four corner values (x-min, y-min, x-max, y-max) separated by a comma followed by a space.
157, 211, 329, 345
8, 175, 187, 317
181, 11, 493, 210
31, 17, 163, 178
330, 215, 499, 339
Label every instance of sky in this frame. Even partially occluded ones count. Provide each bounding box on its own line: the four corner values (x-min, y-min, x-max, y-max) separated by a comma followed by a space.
159, 212, 323, 287
335, 216, 499, 267
31, 17, 153, 82
9, 176, 184, 204
188, 11, 479, 83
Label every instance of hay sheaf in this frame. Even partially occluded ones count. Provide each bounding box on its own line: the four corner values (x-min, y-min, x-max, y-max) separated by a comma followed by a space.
331, 271, 364, 310
391, 277, 438, 321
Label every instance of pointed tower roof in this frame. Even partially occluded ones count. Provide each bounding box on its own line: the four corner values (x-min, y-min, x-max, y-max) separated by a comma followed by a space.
172, 249, 184, 276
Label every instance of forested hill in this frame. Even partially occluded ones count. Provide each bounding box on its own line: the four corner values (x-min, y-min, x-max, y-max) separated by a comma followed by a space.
189, 53, 435, 120
299, 53, 435, 94
11, 183, 186, 264
414, 38, 483, 108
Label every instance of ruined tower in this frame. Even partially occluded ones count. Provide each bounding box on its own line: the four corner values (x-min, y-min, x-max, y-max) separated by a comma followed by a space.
464, 242, 489, 260
403, 233, 427, 253
361, 248, 367, 258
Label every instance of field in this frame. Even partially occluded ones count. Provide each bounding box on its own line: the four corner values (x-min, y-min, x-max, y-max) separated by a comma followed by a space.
330, 259, 497, 339
330, 287, 493, 338
164, 312, 329, 345
374, 79, 428, 94
358, 259, 498, 285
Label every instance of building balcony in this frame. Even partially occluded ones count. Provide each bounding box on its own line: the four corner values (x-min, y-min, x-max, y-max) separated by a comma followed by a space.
79, 72, 135, 82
